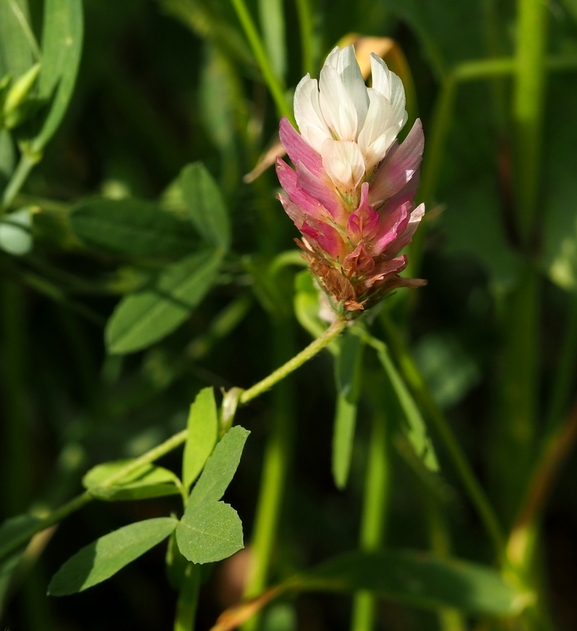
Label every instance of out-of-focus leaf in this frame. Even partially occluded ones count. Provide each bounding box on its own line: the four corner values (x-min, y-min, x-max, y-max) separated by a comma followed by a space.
70, 198, 199, 258
0, 206, 33, 255
0, 514, 45, 615
180, 162, 231, 251
176, 426, 249, 564
0, 0, 35, 78
381, 0, 485, 76
182, 387, 218, 491
412, 334, 480, 410
199, 44, 240, 155
440, 180, 522, 294
332, 331, 364, 489
48, 518, 178, 595
105, 249, 221, 355
161, 0, 255, 69
33, 0, 83, 150
542, 74, 577, 292
376, 343, 439, 471
287, 550, 530, 615
0, 551, 21, 618
259, 0, 286, 79
82, 460, 180, 501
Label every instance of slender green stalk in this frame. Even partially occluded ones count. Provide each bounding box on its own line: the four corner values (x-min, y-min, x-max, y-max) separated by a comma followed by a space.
240, 319, 346, 404
1, 153, 39, 213
242, 318, 296, 631
350, 407, 390, 631
1, 320, 346, 563
425, 500, 466, 631
229, 0, 294, 123
174, 563, 201, 631
513, 0, 548, 247
379, 316, 507, 562
295, 0, 315, 75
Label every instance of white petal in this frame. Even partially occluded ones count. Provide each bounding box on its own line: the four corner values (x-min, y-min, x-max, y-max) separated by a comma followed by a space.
294, 74, 331, 153
370, 54, 407, 128
332, 45, 369, 130
321, 138, 365, 191
319, 65, 358, 141
357, 89, 397, 169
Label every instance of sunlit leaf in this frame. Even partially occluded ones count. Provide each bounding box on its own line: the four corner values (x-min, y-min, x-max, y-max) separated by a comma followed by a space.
82, 460, 181, 501
182, 387, 218, 491
48, 518, 178, 595
176, 426, 249, 564
34, 0, 83, 150
0, 0, 35, 78
105, 249, 221, 355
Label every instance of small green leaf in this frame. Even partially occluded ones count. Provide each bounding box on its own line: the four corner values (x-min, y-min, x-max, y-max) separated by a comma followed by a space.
33, 0, 83, 151
82, 460, 180, 502
332, 332, 364, 489
376, 344, 439, 471
105, 249, 221, 355
48, 517, 178, 596
180, 162, 230, 251
182, 387, 218, 491
286, 550, 530, 616
70, 198, 199, 258
0, 129, 15, 182
176, 426, 249, 564
176, 500, 243, 565
187, 426, 249, 510
0, 207, 32, 255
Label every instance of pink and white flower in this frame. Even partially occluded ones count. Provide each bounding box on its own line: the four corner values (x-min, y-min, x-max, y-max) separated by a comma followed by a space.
277, 45, 426, 315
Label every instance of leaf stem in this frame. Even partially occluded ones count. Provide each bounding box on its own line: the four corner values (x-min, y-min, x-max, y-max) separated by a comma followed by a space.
0, 321, 345, 563
242, 318, 296, 631
174, 563, 201, 631
239, 319, 346, 404
350, 406, 390, 631
229, 0, 294, 124
1, 152, 40, 213
379, 316, 507, 563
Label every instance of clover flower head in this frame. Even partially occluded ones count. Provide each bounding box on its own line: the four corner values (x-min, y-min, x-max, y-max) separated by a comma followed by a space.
277, 45, 426, 316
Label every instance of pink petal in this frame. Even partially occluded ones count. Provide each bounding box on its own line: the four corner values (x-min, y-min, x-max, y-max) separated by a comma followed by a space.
295, 161, 346, 224
276, 158, 326, 221
370, 200, 411, 255
369, 119, 424, 207
384, 203, 425, 256
279, 117, 324, 178
347, 182, 380, 243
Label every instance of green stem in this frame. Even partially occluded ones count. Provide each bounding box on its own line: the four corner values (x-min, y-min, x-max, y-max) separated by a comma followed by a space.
513, 0, 548, 248
379, 315, 507, 562
350, 407, 390, 631
295, 0, 315, 75
242, 318, 296, 631
174, 563, 201, 631
1, 152, 39, 213
1, 320, 346, 563
240, 319, 346, 404
229, 0, 294, 123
